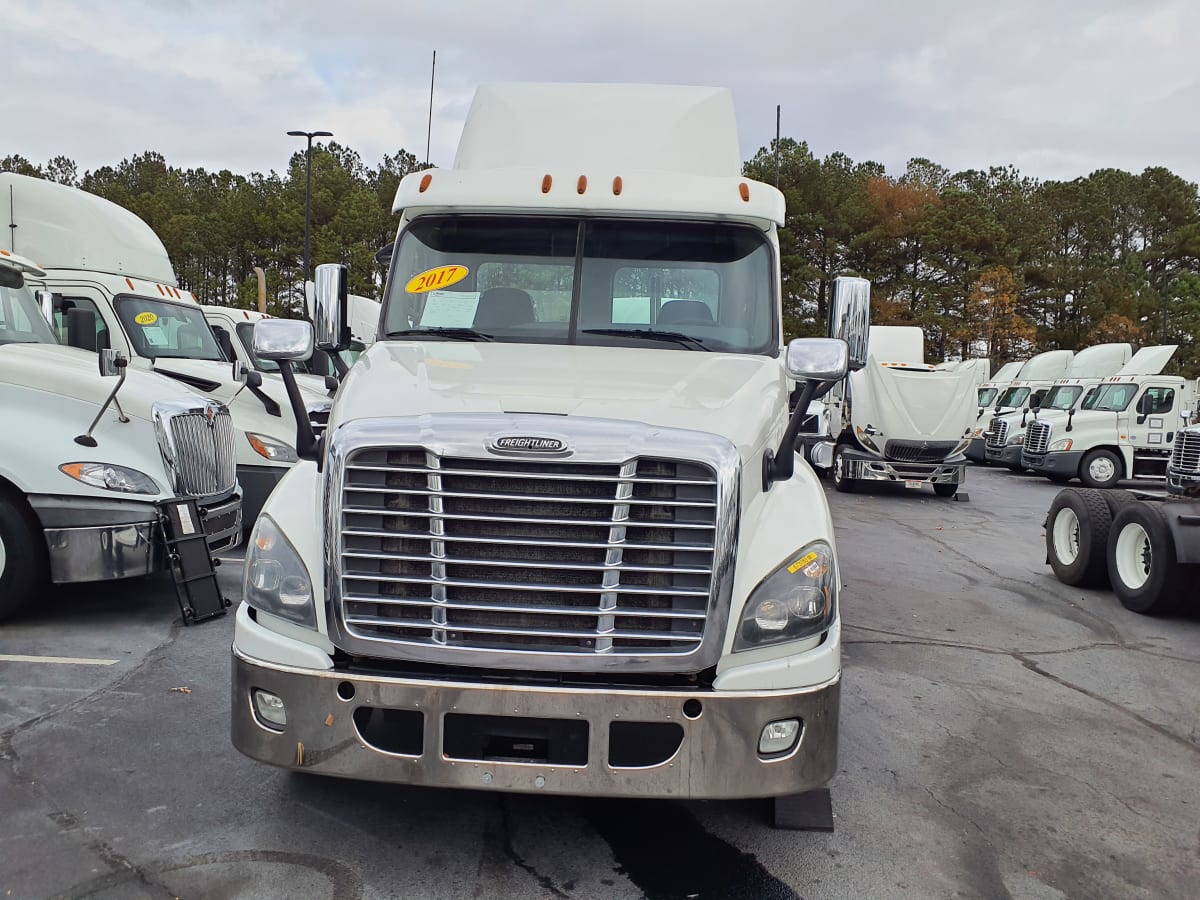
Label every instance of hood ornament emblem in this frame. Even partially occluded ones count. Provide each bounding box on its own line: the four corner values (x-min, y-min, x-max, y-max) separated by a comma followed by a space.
489, 435, 568, 454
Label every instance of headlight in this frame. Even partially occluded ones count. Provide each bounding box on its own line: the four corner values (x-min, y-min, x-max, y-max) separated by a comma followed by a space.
734, 541, 837, 651
1007, 433, 1024, 446
854, 427, 879, 453
246, 432, 299, 463
59, 462, 160, 494
244, 515, 316, 627
1050, 439, 1073, 451
972, 427, 983, 437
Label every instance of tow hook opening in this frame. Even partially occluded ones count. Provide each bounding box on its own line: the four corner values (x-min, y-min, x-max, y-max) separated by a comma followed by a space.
609, 721, 685, 768
353, 707, 424, 756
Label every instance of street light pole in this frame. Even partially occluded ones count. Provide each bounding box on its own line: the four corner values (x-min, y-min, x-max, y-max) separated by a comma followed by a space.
287, 129, 333, 283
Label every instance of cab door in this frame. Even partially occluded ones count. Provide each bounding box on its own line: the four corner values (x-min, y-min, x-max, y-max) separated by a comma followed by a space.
1130, 383, 1178, 476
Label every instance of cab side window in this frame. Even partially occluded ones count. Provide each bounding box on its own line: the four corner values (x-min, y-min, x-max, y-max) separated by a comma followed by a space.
1141, 387, 1175, 415
50, 295, 111, 351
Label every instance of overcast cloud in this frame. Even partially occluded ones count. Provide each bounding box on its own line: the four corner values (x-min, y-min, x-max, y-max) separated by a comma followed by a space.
5, 0, 1199, 183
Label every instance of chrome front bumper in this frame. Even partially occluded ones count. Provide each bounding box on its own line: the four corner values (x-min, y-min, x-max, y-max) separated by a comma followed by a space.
231, 647, 840, 799
40, 494, 241, 584
842, 448, 964, 484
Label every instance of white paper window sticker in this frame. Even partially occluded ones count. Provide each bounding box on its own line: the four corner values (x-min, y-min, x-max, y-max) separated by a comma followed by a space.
140, 325, 168, 347
419, 290, 481, 328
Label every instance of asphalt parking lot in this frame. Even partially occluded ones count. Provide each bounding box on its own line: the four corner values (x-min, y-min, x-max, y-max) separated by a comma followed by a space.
2, 466, 1197, 900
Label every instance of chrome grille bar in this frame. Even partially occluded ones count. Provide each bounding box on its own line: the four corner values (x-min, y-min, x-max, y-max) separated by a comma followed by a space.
1170, 430, 1200, 473
326, 416, 738, 672
1024, 420, 1051, 455
985, 418, 1009, 449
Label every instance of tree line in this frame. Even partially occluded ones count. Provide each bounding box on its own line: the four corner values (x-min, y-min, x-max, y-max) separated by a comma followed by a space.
5, 137, 1199, 376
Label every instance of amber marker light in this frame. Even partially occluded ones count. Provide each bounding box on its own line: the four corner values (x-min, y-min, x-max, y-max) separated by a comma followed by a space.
577, 175, 588, 194
419, 173, 433, 192
612, 176, 623, 195
541, 174, 553, 193
739, 182, 750, 201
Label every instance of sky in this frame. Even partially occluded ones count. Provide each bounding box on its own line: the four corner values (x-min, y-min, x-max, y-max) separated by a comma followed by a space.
5, 0, 1200, 184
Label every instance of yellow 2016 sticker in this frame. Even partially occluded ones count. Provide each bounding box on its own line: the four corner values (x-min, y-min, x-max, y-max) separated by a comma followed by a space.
787, 551, 819, 574
405, 264, 469, 294
134, 311, 158, 326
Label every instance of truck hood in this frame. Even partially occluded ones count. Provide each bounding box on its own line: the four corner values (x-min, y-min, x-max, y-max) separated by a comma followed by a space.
851, 361, 978, 443
0, 343, 205, 421
331, 341, 787, 461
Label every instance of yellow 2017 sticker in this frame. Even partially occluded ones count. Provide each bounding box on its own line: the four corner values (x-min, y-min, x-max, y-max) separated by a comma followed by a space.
134, 311, 158, 326
787, 551, 819, 574
405, 264, 469, 294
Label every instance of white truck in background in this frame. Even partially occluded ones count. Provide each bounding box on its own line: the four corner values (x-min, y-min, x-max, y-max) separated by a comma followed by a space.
964, 359, 1024, 463
231, 83, 857, 822
1021, 346, 1198, 488
0, 249, 239, 620
981, 349, 1075, 469
2, 172, 329, 526
810, 321, 980, 498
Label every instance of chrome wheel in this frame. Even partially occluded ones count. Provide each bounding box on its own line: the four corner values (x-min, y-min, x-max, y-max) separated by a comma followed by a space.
1113, 521, 1151, 590
1051, 507, 1080, 565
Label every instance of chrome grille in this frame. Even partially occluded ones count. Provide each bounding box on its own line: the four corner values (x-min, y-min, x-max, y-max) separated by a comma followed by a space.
985, 418, 1009, 449
162, 405, 237, 498
1025, 420, 1052, 455
1170, 429, 1200, 475
339, 448, 720, 662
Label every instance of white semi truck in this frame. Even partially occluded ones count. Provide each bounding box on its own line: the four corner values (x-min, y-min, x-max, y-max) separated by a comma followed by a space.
810, 322, 980, 498
230, 83, 858, 818
1021, 346, 1198, 488
2, 172, 328, 525
964, 359, 1024, 463
981, 349, 1075, 468
0, 249, 240, 620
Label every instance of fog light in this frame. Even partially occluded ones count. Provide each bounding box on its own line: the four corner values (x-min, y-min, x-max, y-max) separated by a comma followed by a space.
253, 689, 287, 727
759, 718, 800, 755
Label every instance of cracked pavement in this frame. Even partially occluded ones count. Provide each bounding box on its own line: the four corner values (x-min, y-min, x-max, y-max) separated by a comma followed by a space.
1, 466, 1197, 898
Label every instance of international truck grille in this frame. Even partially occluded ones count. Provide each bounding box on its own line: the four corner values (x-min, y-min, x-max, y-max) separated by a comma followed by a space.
1024, 421, 1051, 455
167, 410, 237, 497
1170, 430, 1200, 475
338, 448, 719, 660
884, 440, 958, 463
985, 418, 1009, 449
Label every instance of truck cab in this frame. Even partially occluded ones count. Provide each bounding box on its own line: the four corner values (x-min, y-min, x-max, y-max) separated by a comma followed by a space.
965, 359, 1024, 462
0, 249, 239, 620
982, 349, 1075, 468
230, 83, 856, 812
2, 172, 329, 525
1020, 346, 1198, 488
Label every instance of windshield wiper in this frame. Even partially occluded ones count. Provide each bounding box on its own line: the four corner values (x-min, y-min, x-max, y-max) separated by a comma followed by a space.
581, 328, 711, 351
386, 327, 494, 342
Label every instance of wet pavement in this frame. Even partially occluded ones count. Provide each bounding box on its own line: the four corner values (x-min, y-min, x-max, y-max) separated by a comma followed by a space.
1, 466, 1197, 899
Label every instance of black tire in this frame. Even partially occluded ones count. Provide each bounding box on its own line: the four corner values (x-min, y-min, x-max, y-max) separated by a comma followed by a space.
0, 494, 46, 622
1048, 474, 1071, 484
1079, 449, 1122, 489
933, 482, 959, 498
1106, 503, 1194, 615
1045, 488, 1112, 587
1005, 464, 1024, 473
832, 445, 857, 493
1102, 490, 1138, 518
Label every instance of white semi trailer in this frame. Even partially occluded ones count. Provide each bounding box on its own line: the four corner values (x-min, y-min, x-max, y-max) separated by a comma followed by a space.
230, 83, 860, 821
2, 172, 328, 525
0, 249, 239, 620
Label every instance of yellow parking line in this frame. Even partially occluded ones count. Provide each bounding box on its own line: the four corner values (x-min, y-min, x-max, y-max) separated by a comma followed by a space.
0, 653, 119, 666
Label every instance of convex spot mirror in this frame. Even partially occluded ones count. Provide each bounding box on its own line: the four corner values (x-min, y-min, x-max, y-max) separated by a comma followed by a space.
786, 338, 849, 383
99, 349, 127, 377
253, 319, 314, 362
232, 361, 263, 388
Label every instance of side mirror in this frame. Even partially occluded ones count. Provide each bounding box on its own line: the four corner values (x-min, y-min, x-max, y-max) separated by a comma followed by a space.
1029, 395, 1041, 409
785, 337, 850, 383
314, 263, 350, 352
67, 307, 98, 352
35, 290, 56, 329
253, 319, 314, 361
1136, 394, 1151, 415
98, 349, 127, 377
827, 276, 870, 372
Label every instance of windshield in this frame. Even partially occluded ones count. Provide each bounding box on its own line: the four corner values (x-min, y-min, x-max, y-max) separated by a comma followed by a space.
997, 386, 1030, 408
383, 216, 776, 355
115, 296, 225, 361
1042, 385, 1084, 411
978, 387, 998, 406
0, 283, 58, 346
1082, 382, 1137, 412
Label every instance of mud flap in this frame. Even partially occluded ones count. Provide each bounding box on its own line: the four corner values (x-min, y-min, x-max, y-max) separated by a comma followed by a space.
158, 499, 231, 625
773, 788, 834, 831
